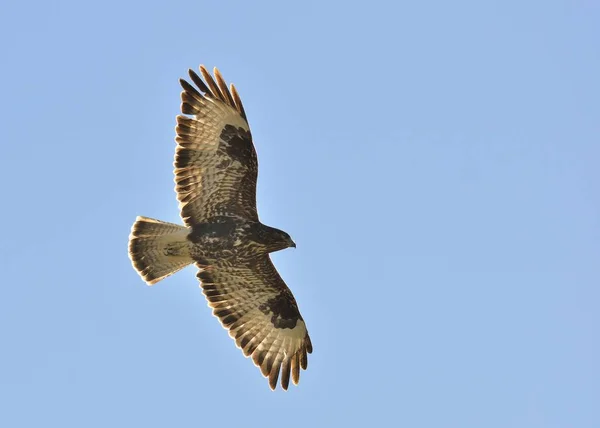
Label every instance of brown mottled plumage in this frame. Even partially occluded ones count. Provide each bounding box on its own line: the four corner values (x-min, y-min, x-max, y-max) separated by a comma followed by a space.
128, 65, 312, 390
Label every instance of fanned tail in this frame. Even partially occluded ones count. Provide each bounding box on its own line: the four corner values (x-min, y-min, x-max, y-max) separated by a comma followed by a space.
128, 216, 193, 285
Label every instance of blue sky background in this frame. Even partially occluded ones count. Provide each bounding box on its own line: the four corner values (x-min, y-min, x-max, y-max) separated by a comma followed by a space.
1, 1, 598, 427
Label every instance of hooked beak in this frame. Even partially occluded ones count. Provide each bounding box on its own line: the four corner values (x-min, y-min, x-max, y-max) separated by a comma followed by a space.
290, 240, 296, 248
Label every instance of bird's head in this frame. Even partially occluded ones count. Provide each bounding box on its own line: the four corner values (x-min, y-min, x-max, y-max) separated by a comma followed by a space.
275, 229, 296, 250
284, 233, 297, 249
260, 225, 296, 253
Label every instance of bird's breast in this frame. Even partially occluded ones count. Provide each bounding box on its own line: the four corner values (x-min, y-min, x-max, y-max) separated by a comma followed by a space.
187, 221, 260, 263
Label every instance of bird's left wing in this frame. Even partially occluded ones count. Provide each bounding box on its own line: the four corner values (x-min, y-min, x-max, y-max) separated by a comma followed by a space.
197, 256, 312, 390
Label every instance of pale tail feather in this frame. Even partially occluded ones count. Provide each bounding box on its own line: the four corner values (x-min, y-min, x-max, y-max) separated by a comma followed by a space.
128, 216, 193, 285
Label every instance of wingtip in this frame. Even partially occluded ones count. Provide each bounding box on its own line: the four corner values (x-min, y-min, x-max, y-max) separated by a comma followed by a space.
268, 377, 278, 391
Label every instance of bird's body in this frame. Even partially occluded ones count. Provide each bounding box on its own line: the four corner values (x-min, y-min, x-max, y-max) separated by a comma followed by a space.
188, 219, 294, 265
128, 65, 312, 390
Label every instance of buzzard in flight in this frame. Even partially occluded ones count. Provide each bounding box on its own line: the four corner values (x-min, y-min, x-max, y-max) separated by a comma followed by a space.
128, 65, 312, 390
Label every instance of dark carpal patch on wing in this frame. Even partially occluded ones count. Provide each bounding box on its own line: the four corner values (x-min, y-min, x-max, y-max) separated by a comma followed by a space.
259, 291, 302, 329
219, 125, 256, 166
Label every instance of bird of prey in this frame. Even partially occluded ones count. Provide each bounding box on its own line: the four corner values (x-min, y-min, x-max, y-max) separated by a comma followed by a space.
128, 65, 312, 390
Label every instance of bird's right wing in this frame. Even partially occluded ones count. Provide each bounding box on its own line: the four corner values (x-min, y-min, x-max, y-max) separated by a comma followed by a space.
174, 66, 259, 226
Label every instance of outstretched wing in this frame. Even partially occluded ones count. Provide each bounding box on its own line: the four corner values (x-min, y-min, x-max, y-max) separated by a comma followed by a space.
175, 66, 259, 226
197, 256, 312, 390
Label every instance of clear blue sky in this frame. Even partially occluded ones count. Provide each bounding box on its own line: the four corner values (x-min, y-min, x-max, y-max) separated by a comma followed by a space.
1, 1, 598, 427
